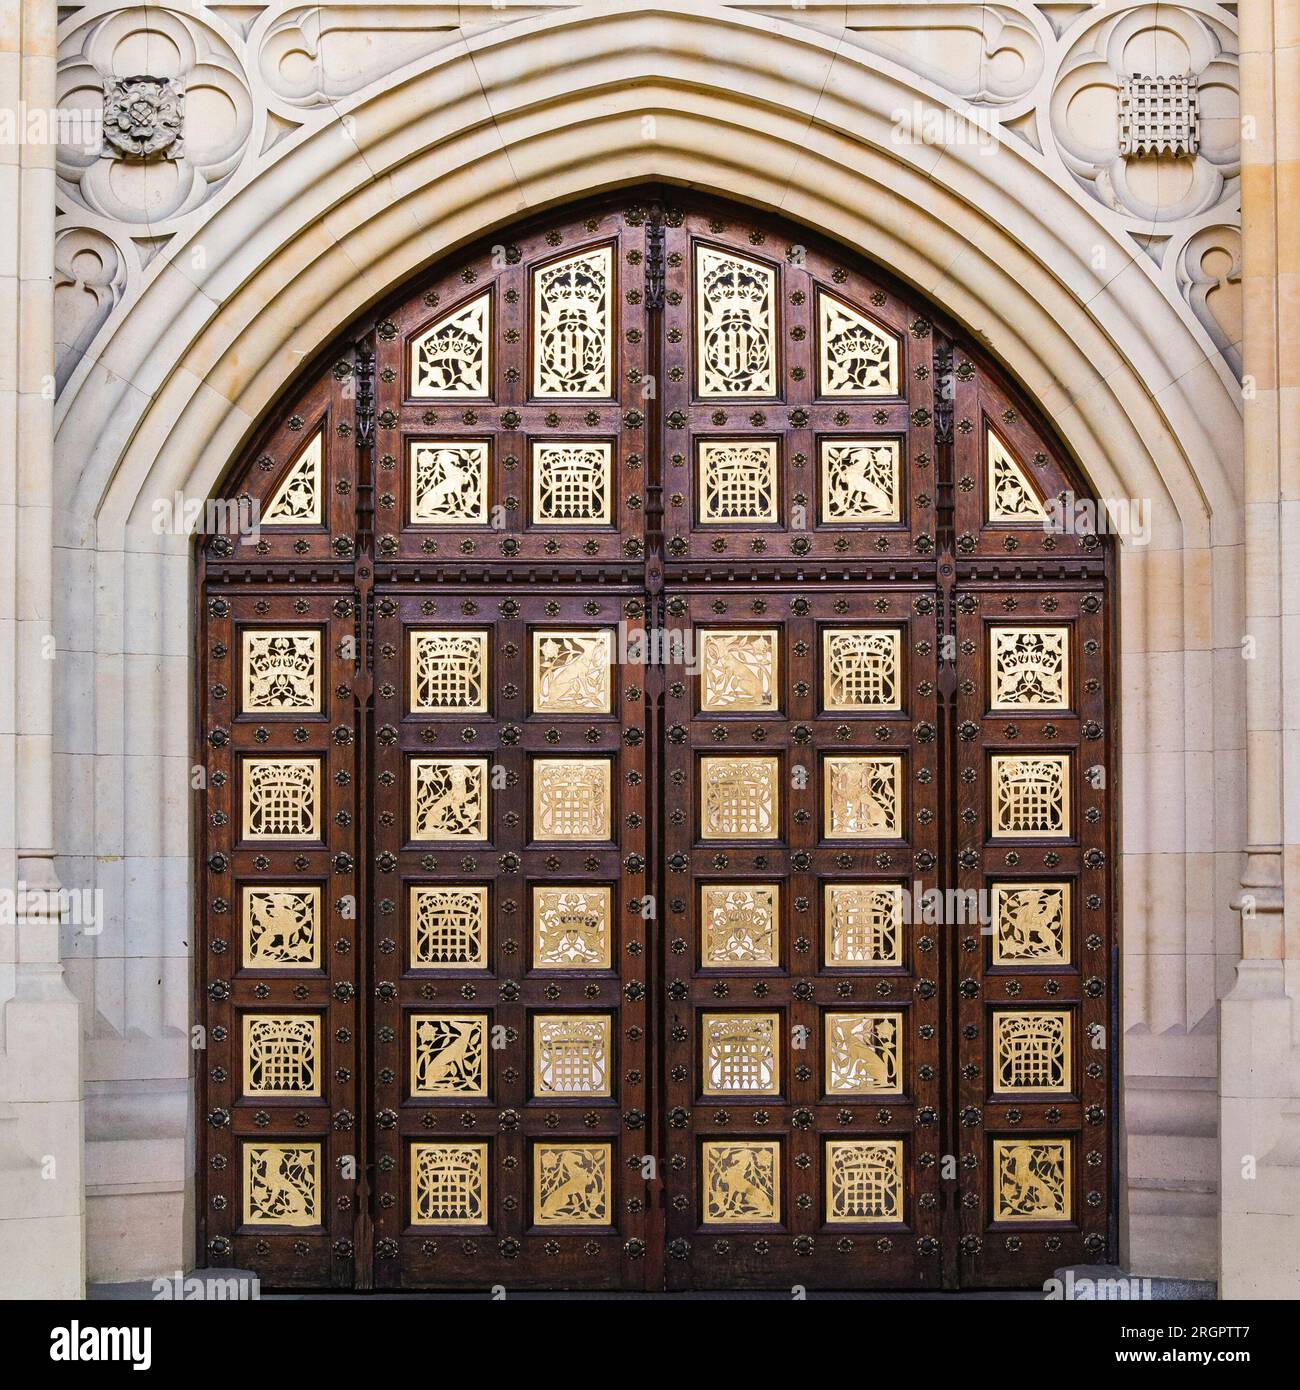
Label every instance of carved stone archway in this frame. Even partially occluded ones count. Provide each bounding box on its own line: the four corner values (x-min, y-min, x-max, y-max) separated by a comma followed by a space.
50, 2, 1242, 1286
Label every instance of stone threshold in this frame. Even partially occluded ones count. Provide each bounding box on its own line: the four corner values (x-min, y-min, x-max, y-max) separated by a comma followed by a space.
88, 1265, 1216, 1301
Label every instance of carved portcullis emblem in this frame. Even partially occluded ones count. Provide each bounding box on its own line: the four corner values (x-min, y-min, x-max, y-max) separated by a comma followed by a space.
410, 1142, 489, 1225
825, 1138, 904, 1223
702, 1012, 780, 1094
700, 755, 780, 840
102, 75, 185, 161
532, 758, 612, 841
410, 885, 489, 969
990, 754, 1070, 838
533, 1014, 612, 1096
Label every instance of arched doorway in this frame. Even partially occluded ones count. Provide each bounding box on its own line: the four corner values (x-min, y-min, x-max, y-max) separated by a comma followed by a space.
194, 188, 1116, 1292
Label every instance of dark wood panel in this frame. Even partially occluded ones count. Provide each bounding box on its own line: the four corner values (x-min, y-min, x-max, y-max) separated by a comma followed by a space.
195, 187, 1117, 1292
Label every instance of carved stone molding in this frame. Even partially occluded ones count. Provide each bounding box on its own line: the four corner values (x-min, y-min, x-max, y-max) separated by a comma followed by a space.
1049, 2, 1239, 223
53, 223, 130, 388
101, 74, 185, 160
259, 6, 462, 110
57, 6, 253, 224
1174, 222, 1242, 376
838, 2, 1044, 107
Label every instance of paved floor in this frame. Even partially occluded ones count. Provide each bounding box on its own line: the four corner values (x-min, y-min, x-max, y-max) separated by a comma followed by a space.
89, 1265, 1214, 1301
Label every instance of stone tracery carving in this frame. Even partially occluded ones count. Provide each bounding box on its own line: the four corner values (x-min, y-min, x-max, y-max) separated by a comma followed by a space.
1174, 223, 1243, 376
57, 7, 253, 224
52, 224, 128, 389
1049, 3, 1238, 224
51, 2, 1242, 407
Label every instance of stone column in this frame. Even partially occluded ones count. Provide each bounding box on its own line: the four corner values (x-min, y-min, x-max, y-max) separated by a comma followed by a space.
0, 0, 85, 1297
1219, 0, 1300, 1297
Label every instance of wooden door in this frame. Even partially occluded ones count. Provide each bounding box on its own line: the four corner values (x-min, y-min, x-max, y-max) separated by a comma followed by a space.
196, 189, 1116, 1291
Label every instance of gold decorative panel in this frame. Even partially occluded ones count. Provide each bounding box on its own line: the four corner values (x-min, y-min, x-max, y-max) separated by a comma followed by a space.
991, 882, 1071, 965
241, 886, 320, 969
263, 430, 322, 526
533, 1014, 612, 1096
701, 1141, 780, 1225
824, 1011, 903, 1094
823, 755, 901, 839
820, 440, 901, 523
822, 629, 901, 711
242, 757, 320, 840
993, 1011, 1071, 1093
409, 630, 489, 713
532, 886, 612, 969
695, 245, 777, 397
701, 885, 779, 968
410, 441, 489, 525
987, 428, 1046, 521
990, 626, 1070, 709
241, 630, 321, 712
825, 1139, 904, 1223
532, 630, 614, 714
702, 1012, 780, 1094
410, 1142, 489, 1225
531, 442, 613, 525
817, 290, 899, 396
532, 758, 611, 841
823, 884, 904, 967
243, 1143, 320, 1226
410, 291, 490, 397
410, 1013, 488, 1096
991, 754, 1070, 838
699, 629, 779, 713
992, 1139, 1071, 1222
698, 441, 778, 523
410, 758, 489, 841
532, 247, 613, 398
410, 885, 489, 969
243, 1014, 320, 1096
700, 756, 779, 841
533, 1143, 612, 1225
